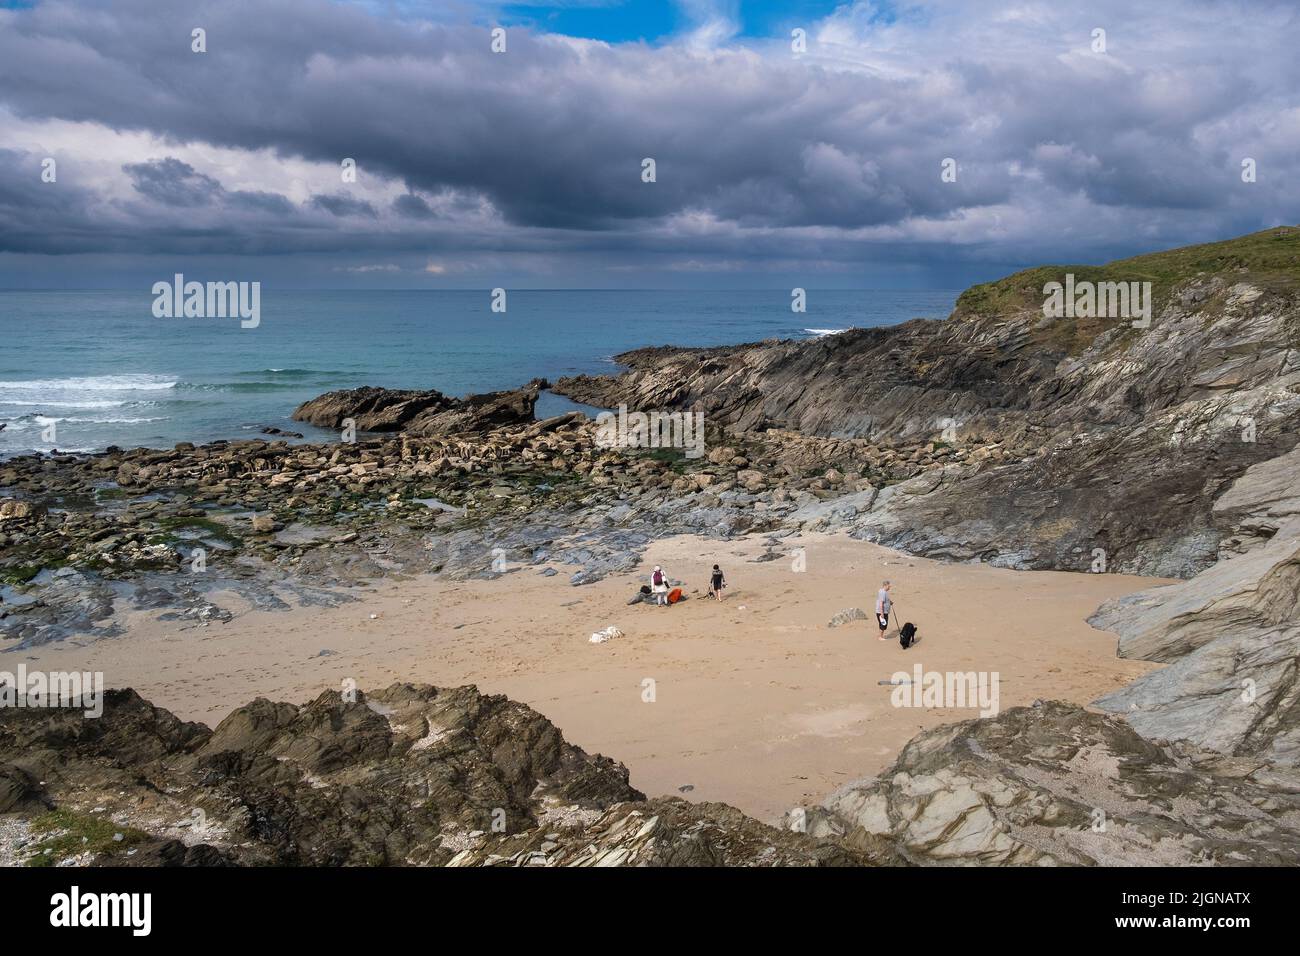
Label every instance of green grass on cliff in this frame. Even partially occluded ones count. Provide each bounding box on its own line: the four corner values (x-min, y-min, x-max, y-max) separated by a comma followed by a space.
25, 809, 150, 866
953, 226, 1300, 352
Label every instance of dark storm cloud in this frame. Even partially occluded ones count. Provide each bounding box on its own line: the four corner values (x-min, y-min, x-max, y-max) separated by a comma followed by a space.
310, 193, 380, 218
0, 0, 1296, 279
393, 193, 435, 219
124, 158, 223, 206
229, 189, 297, 215
0, 148, 114, 255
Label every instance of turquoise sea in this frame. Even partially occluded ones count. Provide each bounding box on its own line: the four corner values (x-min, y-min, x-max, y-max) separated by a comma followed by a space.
0, 289, 957, 455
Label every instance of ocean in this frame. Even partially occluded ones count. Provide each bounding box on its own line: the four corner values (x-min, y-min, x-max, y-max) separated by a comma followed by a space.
0, 289, 957, 456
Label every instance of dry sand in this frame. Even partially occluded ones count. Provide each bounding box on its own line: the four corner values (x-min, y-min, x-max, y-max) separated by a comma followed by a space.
2, 532, 1163, 822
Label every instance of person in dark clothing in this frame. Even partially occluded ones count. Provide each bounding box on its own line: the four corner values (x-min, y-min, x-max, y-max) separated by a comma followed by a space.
709, 564, 727, 601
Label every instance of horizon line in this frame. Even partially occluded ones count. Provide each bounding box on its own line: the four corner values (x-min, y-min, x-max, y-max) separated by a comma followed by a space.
0, 286, 966, 294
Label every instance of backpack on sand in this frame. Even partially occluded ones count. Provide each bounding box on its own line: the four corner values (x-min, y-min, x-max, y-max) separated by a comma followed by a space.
899, 622, 917, 649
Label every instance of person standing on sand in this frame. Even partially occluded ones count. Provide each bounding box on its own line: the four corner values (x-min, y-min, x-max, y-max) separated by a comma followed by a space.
651, 565, 670, 606
709, 564, 726, 601
875, 580, 892, 640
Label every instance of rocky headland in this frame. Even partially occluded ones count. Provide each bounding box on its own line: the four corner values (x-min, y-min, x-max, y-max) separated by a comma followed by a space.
2, 227, 1298, 865
554, 228, 1300, 580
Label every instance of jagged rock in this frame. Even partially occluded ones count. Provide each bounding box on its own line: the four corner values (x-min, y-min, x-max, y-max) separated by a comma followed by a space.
1090, 529, 1300, 666
827, 607, 869, 627
291, 386, 457, 430
0, 684, 646, 866
447, 797, 885, 867
292, 383, 541, 436
1085, 435, 1300, 763
9, 687, 1299, 867
790, 488, 878, 531
102, 839, 235, 867
1213, 444, 1300, 555
0, 683, 880, 867
800, 701, 1300, 865
1090, 531, 1300, 763
0, 764, 37, 812
1097, 624, 1300, 764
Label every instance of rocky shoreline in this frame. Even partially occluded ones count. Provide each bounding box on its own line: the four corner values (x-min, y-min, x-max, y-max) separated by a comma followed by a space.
3, 684, 1297, 866
2, 227, 1298, 865
0, 383, 987, 647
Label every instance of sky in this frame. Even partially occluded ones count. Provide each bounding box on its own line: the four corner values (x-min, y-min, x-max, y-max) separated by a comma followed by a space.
0, 0, 1297, 289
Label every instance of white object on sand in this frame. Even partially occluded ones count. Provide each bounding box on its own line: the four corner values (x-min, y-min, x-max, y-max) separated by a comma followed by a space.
589, 626, 624, 644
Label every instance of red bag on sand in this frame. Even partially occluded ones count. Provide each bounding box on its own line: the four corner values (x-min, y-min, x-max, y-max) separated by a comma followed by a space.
667, 587, 683, 604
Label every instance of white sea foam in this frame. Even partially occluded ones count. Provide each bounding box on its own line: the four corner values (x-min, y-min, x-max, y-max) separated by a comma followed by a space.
804, 328, 848, 337
0, 373, 178, 420
0, 400, 129, 408
30, 415, 166, 424
0, 374, 177, 391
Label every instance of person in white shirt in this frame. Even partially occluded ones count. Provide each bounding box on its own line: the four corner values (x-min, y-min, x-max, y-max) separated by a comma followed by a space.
651, 565, 670, 606
875, 580, 892, 641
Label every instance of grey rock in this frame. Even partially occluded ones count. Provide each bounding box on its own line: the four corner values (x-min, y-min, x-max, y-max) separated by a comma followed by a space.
828, 607, 869, 628
803, 701, 1300, 865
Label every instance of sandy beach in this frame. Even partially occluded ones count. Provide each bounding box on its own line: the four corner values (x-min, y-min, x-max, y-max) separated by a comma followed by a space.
4, 532, 1162, 822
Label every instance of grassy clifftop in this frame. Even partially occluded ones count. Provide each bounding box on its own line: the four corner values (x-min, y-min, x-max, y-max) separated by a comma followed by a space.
950, 225, 1300, 353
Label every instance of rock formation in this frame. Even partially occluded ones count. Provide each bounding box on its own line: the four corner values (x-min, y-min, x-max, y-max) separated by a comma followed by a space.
800, 701, 1300, 866
1090, 444, 1300, 765
554, 227, 1300, 578
291, 381, 543, 436
5, 686, 1298, 867
0, 684, 867, 867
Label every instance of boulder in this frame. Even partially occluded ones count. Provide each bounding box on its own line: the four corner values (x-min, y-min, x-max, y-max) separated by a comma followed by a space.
0, 499, 45, 523
827, 607, 869, 627
250, 514, 279, 533
292, 383, 540, 436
